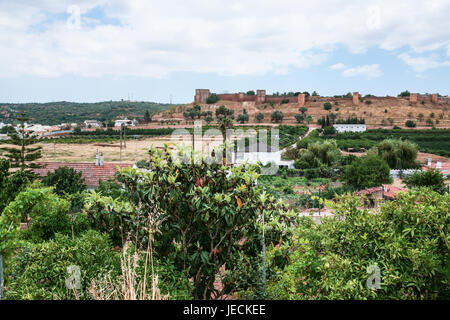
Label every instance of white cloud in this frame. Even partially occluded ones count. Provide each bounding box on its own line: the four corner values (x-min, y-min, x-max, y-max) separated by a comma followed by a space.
398, 53, 450, 72
329, 63, 346, 70
0, 0, 450, 78
341, 64, 383, 78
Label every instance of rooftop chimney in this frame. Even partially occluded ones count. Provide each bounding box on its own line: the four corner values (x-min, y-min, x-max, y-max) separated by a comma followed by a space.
436, 161, 442, 169
95, 150, 99, 166
427, 158, 432, 167
100, 152, 104, 167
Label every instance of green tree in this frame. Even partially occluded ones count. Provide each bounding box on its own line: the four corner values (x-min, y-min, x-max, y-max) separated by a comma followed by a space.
206, 93, 220, 104
295, 114, 305, 123
255, 112, 264, 123
405, 120, 416, 127
42, 166, 87, 196
237, 113, 249, 124
295, 140, 342, 169
0, 112, 43, 170
271, 110, 284, 123
111, 149, 290, 299
205, 116, 213, 124
343, 154, 392, 189
323, 102, 332, 111
299, 107, 308, 114
404, 169, 447, 194
0, 159, 33, 213
399, 90, 411, 97
267, 190, 449, 299
370, 139, 420, 169
246, 90, 255, 96
144, 110, 152, 123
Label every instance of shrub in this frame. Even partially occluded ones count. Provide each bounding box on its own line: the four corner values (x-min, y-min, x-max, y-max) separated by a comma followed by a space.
271, 110, 284, 123
2, 187, 87, 242
110, 149, 292, 300
297, 140, 342, 169
267, 190, 449, 299
399, 90, 411, 97
405, 120, 416, 128
343, 154, 392, 189
295, 114, 305, 123
206, 93, 219, 104
255, 112, 264, 122
370, 139, 420, 169
42, 166, 87, 196
6, 230, 121, 300
404, 169, 447, 194
323, 126, 336, 135
323, 102, 332, 110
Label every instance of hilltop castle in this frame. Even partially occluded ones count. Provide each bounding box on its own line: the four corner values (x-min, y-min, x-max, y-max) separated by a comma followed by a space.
194, 89, 449, 106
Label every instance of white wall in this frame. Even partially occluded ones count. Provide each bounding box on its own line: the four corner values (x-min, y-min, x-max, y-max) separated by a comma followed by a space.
333, 124, 367, 133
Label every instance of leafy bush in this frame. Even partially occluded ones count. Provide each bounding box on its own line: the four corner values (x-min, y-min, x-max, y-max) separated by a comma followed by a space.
323, 126, 336, 135
2, 187, 87, 242
323, 102, 332, 110
206, 93, 220, 104
296, 140, 342, 169
0, 159, 33, 213
255, 112, 264, 122
370, 139, 420, 169
108, 147, 292, 299
271, 110, 284, 123
404, 169, 448, 194
267, 190, 450, 299
42, 166, 87, 196
405, 120, 416, 128
6, 230, 121, 300
343, 154, 392, 189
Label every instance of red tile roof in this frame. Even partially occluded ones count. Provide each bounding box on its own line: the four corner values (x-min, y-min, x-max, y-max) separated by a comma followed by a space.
423, 163, 450, 175
32, 162, 133, 188
382, 185, 408, 200
356, 187, 383, 196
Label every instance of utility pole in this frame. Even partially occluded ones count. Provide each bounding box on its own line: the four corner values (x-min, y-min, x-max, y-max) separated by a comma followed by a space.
119, 126, 122, 162
123, 125, 126, 148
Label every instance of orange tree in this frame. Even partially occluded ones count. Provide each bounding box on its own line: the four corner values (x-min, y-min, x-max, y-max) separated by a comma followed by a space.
111, 146, 297, 299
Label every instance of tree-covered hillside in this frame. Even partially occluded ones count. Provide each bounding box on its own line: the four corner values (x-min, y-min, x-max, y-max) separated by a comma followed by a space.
0, 101, 171, 125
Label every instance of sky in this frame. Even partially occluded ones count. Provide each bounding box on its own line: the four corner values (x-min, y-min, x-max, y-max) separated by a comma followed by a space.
0, 0, 449, 104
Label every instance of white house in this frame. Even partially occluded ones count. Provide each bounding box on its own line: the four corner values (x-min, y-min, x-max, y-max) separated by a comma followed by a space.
231, 142, 294, 168
333, 124, 367, 133
84, 120, 101, 128
114, 119, 134, 127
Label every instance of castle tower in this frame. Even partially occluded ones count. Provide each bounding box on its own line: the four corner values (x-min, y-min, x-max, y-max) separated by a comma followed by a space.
431, 93, 438, 103
194, 89, 210, 103
353, 92, 359, 105
298, 93, 306, 106
256, 90, 266, 103
410, 93, 418, 103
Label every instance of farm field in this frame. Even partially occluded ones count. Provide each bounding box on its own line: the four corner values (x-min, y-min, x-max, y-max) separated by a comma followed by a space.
299, 128, 450, 158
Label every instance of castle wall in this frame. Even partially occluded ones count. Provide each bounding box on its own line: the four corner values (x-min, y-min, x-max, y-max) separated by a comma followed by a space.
196, 89, 449, 105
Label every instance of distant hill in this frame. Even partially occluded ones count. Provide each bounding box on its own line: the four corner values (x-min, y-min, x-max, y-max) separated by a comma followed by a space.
0, 101, 172, 125
155, 96, 450, 128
